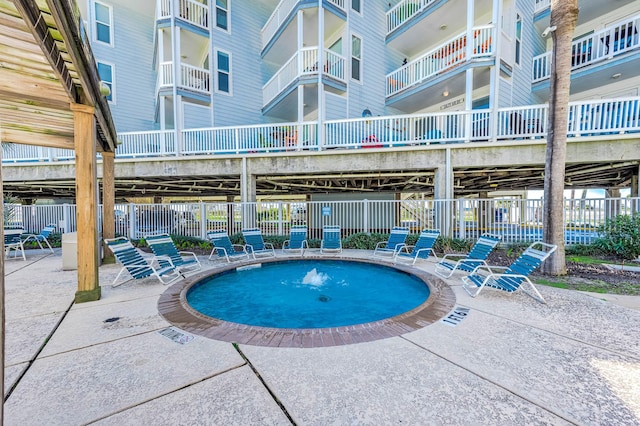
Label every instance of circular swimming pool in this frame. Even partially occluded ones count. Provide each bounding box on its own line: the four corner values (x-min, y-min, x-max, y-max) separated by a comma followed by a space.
186, 259, 430, 328
158, 257, 456, 347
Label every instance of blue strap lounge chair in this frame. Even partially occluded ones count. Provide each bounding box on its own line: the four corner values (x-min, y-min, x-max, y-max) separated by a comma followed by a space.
282, 225, 308, 255
320, 225, 342, 254
461, 241, 557, 303
394, 229, 440, 265
4, 228, 26, 261
242, 228, 276, 259
207, 230, 250, 262
105, 237, 183, 286
144, 233, 202, 274
21, 224, 56, 254
373, 226, 410, 258
434, 233, 502, 279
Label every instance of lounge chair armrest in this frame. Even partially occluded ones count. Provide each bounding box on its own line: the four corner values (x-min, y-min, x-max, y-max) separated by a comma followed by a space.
374, 241, 387, 250
265, 242, 275, 250
394, 243, 406, 251
457, 258, 489, 268
213, 247, 228, 256
398, 244, 415, 254
440, 253, 468, 262
178, 250, 197, 257
150, 254, 176, 268
469, 264, 507, 275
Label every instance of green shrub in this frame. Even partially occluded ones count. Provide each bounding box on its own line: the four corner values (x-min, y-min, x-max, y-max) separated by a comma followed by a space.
436, 237, 471, 253
594, 214, 640, 260
565, 243, 607, 257
341, 232, 394, 250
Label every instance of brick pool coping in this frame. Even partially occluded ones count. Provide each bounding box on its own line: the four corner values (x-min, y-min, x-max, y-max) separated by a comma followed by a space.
158, 256, 456, 348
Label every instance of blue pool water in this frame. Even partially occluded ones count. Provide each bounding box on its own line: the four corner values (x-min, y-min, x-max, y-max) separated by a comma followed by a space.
186, 259, 430, 329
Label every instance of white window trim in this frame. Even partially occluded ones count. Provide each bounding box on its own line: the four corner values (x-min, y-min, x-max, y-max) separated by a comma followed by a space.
214, 48, 232, 95
351, 0, 362, 15
92, 0, 114, 47
214, 0, 231, 34
514, 11, 522, 67
350, 32, 363, 84
97, 60, 116, 104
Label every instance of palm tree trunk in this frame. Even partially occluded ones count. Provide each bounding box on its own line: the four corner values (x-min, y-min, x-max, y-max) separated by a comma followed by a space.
543, 0, 579, 275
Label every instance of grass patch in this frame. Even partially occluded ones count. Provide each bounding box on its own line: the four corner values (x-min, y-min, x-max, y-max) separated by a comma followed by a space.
536, 277, 640, 295
535, 279, 569, 289
564, 255, 633, 266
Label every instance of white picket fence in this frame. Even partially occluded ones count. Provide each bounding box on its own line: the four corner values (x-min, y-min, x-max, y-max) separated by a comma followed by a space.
8, 197, 639, 245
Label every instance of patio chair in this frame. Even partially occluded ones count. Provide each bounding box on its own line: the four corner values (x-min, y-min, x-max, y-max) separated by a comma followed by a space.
242, 228, 276, 259
144, 233, 202, 274
393, 229, 440, 265
434, 233, 502, 279
4, 228, 26, 261
282, 225, 308, 256
21, 223, 56, 254
105, 237, 183, 286
320, 225, 342, 254
461, 241, 557, 303
373, 226, 410, 258
207, 230, 250, 262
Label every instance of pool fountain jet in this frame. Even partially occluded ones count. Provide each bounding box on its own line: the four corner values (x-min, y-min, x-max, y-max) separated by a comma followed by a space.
302, 268, 328, 286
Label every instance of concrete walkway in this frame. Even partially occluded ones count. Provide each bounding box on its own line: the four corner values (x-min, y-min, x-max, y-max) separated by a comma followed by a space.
3, 249, 640, 425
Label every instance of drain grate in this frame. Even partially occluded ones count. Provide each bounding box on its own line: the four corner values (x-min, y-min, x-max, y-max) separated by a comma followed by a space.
103, 317, 120, 323
158, 327, 195, 345
318, 295, 331, 302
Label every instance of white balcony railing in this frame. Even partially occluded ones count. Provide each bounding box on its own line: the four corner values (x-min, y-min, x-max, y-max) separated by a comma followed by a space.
533, 14, 640, 82
387, 0, 436, 34
117, 130, 177, 158
157, 0, 209, 30
261, 0, 298, 49
5, 98, 639, 162
262, 0, 346, 49
263, 47, 346, 106
386, 25, 494, 97
157, 62, 211, 95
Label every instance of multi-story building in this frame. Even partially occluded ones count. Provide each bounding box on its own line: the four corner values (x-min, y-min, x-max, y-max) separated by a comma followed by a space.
4, 0, 638, 202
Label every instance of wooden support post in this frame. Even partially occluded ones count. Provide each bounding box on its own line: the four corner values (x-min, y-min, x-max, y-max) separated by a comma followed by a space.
71, 103, 101, 303
101, 151, 116, 264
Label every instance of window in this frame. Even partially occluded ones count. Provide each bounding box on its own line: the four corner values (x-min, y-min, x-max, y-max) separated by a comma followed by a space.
515, 12, 522, 65
216, 50, 231, 94
351, 0, 361, 13
216, 0, 228, 31
97, 62, 114, 102
351, 35, 362, 81
93, 1, 113, 45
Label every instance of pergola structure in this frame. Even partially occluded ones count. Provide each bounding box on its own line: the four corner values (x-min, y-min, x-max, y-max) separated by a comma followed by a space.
0, 0, 118, 303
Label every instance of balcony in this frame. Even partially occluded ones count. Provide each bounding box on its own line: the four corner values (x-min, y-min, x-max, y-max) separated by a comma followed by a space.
7, 97, 636, 162
263, 48, 346, 107
157, 0, 209, 30
386, 25, 494, 97
261, 0, 346, 50
533, 14, 640, 83
158, 62, 211, 96
386, 0, 437, 35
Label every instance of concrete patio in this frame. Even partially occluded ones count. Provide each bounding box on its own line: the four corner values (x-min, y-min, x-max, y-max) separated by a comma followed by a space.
3, 249, 640, 425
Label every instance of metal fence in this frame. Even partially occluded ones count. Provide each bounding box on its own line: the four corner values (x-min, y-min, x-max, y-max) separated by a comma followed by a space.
6, 197, 639, 245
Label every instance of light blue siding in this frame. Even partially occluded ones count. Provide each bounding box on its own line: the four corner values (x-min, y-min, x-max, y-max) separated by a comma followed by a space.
184, 104, 212, 128
90, 0, 158, 132
211, 2, 273, 127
